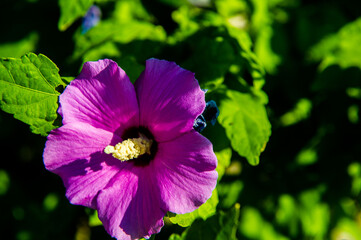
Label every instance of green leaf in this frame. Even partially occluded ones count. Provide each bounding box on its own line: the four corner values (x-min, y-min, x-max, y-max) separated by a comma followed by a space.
348, 162, 361, 196
214, 0, 249, 19
215, 148, 232, 180
202, 122, 232, 181
157, 0, 189, 8
88, 210, 102, 227
332, 218, 361, 240
239, 207, 289, 240
227, 27, 266, 89
61, 76, 74, 85
0, 53, 65, 136
0, 32, 38, 58
168, 189, 219, 227
171, 204, 240, 240
309, 17, 361, 70
275, 195, 298, 236
43, 193, 59, 212
170, 7, 266, 89
217, 89, 271, 165
58, 0, 93, 31
112, 0, 152, 23
169, 234, 183, 240
171, 6, 223, 42
280, 98, 312, 126
218, 180, 243, 209
181, 27, 238, 90
0, 170, 10, 195
298, 187, 329, 239
73, 20, 166, 61
115, 56, 145, 84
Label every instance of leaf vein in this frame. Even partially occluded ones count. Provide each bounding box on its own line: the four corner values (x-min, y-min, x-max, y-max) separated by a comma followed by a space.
28, 59, 59, 94
0, 80, 59, 96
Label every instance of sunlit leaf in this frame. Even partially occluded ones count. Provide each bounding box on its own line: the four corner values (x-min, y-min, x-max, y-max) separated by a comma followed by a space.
202, 122, 232, 180
215, 148, 232, 180
88, 210, 102, 227
331, 218, 361, 240
217, 89, 271, 165
348, 162, 361, 196
299, 186, 329, 239
0, 32, 38, 58
226, 27, 266, 89
296, 148, 318, 165
309, 17, 361, 70
280, 98, 312, 126
58, 0, 93, 31
218, 180, 243, 209
169, 234, 183, 240
112, 0, 152, 23
214, 0, 249, 19
239, 207, 264, 238
171, 6, 223, 42
168, 189, 219, 227
0, 53, 65, 135
276, 194, 298, 237
170, 5, 266, 89
172, 204, 240, 240
239, 207, 289, 240
73, 20, 166, 61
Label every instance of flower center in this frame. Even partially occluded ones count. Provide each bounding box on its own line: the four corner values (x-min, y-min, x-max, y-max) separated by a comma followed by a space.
104, 127, 157, 166
104, 134, 153, 161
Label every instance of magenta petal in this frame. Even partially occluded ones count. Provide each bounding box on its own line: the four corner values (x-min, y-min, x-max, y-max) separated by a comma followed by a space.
43, 122, 124, 208
97, 167, 165, 239
154, 131, 218, 214
135, 59, 205, 142
60, 59, 139, 135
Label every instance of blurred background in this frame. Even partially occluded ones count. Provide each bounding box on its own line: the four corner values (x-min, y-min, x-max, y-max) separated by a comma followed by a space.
1, 0, 361, 239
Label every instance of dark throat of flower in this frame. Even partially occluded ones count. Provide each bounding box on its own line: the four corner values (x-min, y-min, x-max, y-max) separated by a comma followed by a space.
104, 126, 157, 167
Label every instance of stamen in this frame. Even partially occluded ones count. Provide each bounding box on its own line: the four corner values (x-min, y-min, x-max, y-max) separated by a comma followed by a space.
104, 134, 153, 161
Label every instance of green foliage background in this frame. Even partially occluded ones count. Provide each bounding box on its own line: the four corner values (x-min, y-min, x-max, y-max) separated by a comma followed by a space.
0, 0, 361, 239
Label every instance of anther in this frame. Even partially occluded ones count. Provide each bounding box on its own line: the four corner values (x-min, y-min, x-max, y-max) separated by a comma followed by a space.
104, 134, 153, 161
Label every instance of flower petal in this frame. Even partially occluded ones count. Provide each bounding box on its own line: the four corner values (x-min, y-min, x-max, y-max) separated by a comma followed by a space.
135, 58, 205, 142
60, 59, 139, 135
43, 122, 124, 208
154, 130, 218, 214
96, 167, 165, 239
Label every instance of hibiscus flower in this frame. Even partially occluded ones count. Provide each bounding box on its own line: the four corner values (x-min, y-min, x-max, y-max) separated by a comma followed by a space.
43, 58, 218, 239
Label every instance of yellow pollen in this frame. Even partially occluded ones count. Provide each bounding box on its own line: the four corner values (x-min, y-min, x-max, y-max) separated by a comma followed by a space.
104, 134, 153, 161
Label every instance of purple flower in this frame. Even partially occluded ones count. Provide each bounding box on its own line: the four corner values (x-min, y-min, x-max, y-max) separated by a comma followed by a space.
82, 5, 101, 34
43, 59, 218, 239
